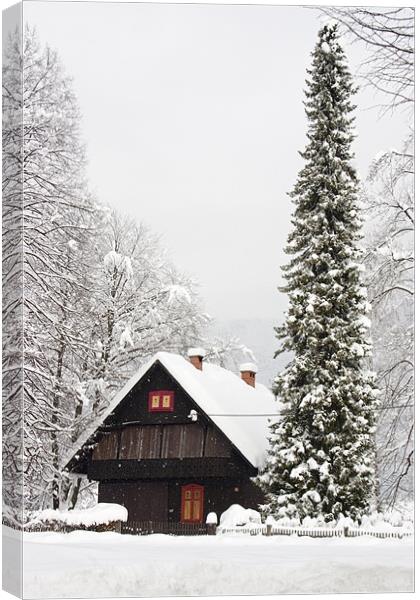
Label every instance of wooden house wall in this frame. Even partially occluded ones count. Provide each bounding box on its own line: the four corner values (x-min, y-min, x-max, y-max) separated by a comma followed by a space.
92, 423, 231, 462
92, 431, 119, 460
99, 478, 265, 523
99, 481, 169, 521
84, 361, 247, 482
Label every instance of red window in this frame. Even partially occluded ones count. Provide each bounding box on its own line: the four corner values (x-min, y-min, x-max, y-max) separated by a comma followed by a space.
181, 484, 204, 523
148, 390, 174, 412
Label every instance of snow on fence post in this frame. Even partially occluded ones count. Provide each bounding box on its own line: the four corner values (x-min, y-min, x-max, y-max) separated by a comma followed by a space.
206, 512, 218, 535
266, 524, 272, 536
114, 520, 122, 534
343, 525, 349, 537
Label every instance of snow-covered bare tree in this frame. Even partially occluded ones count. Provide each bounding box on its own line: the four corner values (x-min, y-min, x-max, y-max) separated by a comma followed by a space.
258, 23, 378, 522
82, 210, 207, 412
3, 26, 253, 518
363, 135, 414, 509
2, 24, 25, 526
58, 210, 208, 509
317, 7, 414, 113
205, 337, 256, 371
3, 26, 96, 515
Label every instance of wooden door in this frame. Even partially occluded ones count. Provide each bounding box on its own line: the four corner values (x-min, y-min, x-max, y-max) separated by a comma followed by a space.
181, 484, 204, 523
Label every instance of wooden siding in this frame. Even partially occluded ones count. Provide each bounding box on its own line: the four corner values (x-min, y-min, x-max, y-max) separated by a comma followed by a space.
161, 424, 204, 458
119, 426, 162, 460
204, 426, 231, 457
162, 425, 186, 459
119, 427, 140, 459
139, 426, 162, 458
92, 431, 118, 460
93, 423, 230, 462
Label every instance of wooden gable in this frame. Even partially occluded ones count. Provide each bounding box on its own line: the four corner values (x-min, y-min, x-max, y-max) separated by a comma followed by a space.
66, 360, 255, 478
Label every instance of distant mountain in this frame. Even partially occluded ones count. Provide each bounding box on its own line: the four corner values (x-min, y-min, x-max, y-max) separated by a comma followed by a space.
209, 317, 292, 388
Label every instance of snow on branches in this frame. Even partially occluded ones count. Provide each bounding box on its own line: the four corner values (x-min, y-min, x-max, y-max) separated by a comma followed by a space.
2, 28, 210, 519
363, 135, 414, 509
258, 24, 378, 522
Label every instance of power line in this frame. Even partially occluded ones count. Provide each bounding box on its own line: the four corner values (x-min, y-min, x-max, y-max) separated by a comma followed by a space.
208, 405, 414, 417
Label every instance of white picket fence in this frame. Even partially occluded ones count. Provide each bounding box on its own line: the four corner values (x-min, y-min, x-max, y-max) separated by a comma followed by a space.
218, 524, 413, 540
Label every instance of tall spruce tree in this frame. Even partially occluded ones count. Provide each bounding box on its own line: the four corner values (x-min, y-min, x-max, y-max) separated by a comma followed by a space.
259, 23, 378, 522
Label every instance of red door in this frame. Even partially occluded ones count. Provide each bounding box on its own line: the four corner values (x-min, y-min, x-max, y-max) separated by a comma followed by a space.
181, 484, 204, 523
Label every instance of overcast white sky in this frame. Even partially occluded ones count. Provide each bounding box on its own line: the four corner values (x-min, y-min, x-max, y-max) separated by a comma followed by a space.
24, 1, 409, 322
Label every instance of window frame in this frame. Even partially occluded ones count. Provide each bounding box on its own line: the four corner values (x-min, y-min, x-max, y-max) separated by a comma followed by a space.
148, 390, 175, 412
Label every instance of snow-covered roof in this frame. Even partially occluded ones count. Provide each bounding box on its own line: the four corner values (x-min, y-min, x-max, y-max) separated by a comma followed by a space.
65, 352, 280, 471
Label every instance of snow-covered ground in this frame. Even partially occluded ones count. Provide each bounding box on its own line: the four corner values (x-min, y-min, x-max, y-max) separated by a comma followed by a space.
4, 526, 413, 598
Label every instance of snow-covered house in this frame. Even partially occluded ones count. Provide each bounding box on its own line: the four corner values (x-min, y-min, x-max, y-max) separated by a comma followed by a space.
64, 349, 278, 525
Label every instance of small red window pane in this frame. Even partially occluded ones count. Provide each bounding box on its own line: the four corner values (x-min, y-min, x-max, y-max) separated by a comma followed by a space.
148, 390, 174, 412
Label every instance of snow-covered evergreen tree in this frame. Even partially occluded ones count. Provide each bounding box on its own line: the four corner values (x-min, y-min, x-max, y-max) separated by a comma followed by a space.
259, 23, 378, 522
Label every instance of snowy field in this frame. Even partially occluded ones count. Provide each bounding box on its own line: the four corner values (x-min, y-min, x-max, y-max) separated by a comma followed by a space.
4, 527, 413, 598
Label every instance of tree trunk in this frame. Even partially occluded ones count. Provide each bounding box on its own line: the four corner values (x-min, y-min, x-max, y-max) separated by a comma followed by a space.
51, 336, 66, 508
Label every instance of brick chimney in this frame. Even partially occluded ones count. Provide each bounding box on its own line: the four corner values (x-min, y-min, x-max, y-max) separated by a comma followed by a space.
188, 347, 206, 371
239, 363, 258, 388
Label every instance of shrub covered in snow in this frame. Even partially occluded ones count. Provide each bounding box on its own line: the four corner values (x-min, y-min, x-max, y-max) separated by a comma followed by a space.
30, 503, 128, 531
219, 504, 262, 529
218, 501, 413, 534
265, 514, 301, 528
362, 508, 413, 532
264, 505, 413, 533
